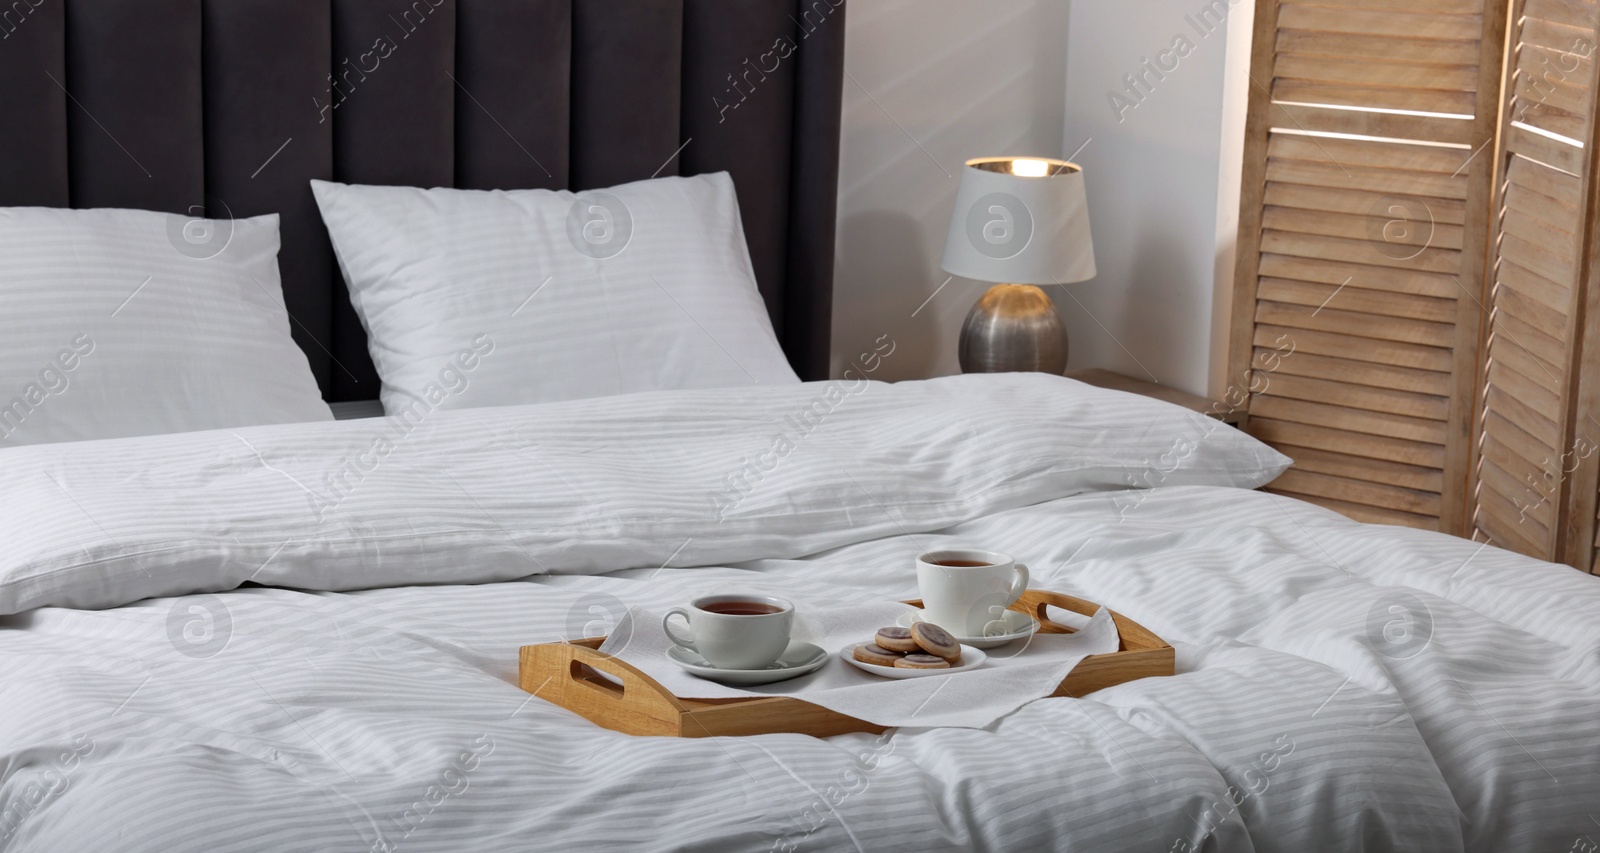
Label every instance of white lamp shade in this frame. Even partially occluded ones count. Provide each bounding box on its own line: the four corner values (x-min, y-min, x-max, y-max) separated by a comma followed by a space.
939, 157, 1096, 285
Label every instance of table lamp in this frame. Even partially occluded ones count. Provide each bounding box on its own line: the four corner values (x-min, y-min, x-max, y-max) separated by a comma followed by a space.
939, 156, 1096, 374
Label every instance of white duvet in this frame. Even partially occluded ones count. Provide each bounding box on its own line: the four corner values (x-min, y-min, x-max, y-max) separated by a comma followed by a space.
0, 375, 1595, 852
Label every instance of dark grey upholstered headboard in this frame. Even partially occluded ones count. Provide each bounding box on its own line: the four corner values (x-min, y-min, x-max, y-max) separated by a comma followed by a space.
0, 0, 845, 402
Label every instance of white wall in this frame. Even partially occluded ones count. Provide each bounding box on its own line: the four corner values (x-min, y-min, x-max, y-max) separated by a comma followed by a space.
830, 0, 1253, 397
1060, 0, 1251, 396
830, 0, 1072, 381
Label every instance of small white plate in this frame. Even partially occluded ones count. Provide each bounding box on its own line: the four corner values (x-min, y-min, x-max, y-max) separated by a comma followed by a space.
668, 641, 829, 686
896, 609, 1040, 649
840, 643, 987, 678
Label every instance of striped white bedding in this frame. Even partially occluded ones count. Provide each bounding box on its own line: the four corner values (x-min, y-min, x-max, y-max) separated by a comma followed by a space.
0, 373, 1284, 615
0, 376, 1595, 852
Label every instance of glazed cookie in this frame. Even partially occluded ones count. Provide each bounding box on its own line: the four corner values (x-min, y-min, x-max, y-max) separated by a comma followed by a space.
852, 644, 904, 667
874, 626, 919, 653
910, 622, 962, 662
894, 654, 951, 670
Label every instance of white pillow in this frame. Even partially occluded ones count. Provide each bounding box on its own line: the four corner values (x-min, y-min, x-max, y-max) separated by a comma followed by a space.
311, 172, 798, 413
0, 207, 332, 447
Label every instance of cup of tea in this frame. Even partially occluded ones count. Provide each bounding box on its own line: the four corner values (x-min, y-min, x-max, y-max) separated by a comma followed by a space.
916, 549, 1029, 636
662, 594, 795, 670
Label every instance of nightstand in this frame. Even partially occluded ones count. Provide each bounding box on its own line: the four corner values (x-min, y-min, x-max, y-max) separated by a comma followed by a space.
1066, 369, 1244, 427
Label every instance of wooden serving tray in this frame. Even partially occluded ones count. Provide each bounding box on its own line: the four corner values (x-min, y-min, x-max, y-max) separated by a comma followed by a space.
517, 589, 1174, 738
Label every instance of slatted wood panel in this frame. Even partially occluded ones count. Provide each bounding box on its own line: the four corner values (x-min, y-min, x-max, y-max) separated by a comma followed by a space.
1473, 0, 1600, 568
1232, 0, 1509, 533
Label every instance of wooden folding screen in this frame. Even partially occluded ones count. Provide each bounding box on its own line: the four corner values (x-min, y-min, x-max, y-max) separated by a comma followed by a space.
1231, 0, 1510, 535
1473, 0, 1600, 567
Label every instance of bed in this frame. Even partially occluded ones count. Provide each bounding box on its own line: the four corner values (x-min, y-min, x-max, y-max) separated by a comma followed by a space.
1, 2, 1598, 852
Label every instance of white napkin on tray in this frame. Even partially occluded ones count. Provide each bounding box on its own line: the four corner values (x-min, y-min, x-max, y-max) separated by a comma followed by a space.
597, 600, 1120, 729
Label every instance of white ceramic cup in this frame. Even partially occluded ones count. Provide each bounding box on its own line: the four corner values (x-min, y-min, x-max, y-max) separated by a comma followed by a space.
662, 594, 795, 670
916, 549, 1030, 637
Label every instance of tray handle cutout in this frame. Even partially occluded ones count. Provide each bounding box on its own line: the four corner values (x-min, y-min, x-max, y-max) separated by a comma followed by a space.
521, 642, 689, 731
571, 659, 627, 697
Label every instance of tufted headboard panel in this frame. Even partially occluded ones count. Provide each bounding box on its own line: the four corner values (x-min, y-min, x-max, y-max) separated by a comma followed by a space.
0, 0, 845, 400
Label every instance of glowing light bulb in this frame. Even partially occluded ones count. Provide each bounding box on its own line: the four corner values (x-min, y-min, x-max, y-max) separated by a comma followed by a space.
1010, 158, 1050, 177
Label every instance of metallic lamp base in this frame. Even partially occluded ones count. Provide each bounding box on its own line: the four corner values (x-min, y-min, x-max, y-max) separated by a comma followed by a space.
957, 284, 1068, 374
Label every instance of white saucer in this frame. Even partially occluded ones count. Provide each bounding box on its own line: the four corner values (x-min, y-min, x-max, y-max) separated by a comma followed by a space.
668, 641, 829, 686
895, 609, 1040, 649
840, 643, 987, 679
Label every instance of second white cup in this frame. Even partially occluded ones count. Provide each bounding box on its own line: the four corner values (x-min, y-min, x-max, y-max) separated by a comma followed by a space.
916, 549, 1029, 636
